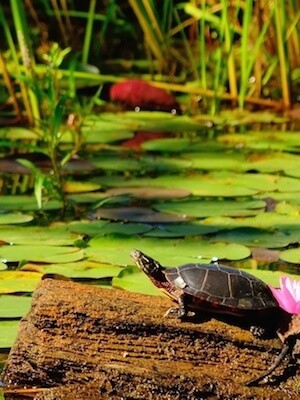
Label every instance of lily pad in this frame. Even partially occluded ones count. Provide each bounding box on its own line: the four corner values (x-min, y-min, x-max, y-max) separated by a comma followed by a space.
204, 213, 300, 231
277, 176, 300, 192
0, 127, 39, 140
0, 213, 33, 224
0, 295, 32, 318
185, 152, 247, 171
210, 172, 278, 192
68, 221, 152, 237
0, 245, 84, 263
112, 266, 162, 296
211, 228, 296, 248
143, 223, 220, 237
0, 320, 20, 348
0, 263, 7, 271
63, 181, 101, 193
90, 155, 140, 171
154, 199, 265, 218
218, 132, 300, 152
141, 138, 203, 152
242, 269, 300, 287
280, 248, 300, 264
94, 175, 259, 197
79, 127, 134, 144
85, 236, 250, 266
0, 271, 42, 293
0, 226, 82, 246
90, 207, 189, 223
38, 261, 124, 279
0, 196, 62, 211
102, 112, 208, 132
105, 187, 191, 199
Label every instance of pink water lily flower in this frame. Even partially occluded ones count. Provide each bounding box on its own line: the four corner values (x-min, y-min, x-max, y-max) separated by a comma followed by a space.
269, 276, 300, 314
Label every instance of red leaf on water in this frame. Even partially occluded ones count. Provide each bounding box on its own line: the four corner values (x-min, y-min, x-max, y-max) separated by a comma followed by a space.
110, 79, 180, 113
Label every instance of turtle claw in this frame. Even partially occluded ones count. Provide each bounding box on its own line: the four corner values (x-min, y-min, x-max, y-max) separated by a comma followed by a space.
250, 325, 266, 338
164, 306, 186, 319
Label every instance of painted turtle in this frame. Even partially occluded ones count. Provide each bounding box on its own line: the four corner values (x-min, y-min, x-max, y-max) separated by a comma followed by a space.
131, 249, 293, 385
131, 249, 280, 320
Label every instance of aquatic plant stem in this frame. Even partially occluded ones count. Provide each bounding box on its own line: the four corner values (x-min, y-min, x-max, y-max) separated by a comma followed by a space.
10, 0, 40, 125
82, 0, 97, 64
239, 0, 253, 108
274, 0, 290, 109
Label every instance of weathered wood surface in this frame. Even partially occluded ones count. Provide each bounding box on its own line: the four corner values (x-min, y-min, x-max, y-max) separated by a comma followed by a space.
2, 279, 300, 399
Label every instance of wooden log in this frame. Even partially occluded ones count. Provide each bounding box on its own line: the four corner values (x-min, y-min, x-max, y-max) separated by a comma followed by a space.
2, 279, 299, 399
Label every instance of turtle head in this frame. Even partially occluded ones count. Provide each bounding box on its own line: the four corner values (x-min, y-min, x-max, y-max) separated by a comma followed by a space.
130, 249, 164, 276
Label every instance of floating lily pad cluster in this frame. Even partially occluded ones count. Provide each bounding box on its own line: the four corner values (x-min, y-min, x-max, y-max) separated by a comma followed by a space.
1, 111, 300, 348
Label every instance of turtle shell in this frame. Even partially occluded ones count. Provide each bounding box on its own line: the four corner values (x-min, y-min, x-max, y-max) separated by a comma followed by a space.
164, 263, 278, 312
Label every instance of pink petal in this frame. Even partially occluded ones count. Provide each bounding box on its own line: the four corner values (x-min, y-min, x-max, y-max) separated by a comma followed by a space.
284, 277, 300, 301
269, 280, 297, 314
281, 276, 300, 309
294, 302, 300, 314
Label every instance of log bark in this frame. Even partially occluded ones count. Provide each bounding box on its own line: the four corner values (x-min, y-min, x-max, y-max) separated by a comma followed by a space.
2, 279, 299, 399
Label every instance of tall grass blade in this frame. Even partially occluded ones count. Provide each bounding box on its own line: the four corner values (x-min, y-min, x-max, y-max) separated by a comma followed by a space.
82, 0, 97, 64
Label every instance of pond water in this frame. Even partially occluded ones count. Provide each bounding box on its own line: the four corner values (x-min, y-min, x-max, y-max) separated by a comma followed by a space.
1, 110, 300, 363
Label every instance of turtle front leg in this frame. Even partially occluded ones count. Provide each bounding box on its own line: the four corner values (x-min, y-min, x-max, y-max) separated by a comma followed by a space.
164, 295, 188, 319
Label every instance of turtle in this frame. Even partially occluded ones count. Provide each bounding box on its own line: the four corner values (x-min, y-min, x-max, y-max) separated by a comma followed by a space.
131, 249, 294, 385
131, 249, 282, 320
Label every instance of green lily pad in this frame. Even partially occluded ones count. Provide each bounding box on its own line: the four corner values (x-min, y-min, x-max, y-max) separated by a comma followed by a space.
280, 248, 300, 264
0, 127, 39, 140
247, 155, 300, 173
142, 155, 192, 171
210, 172, 278, 192
0, 263, 7, 271
0, 226, 82, 246
40, 261, 124, 279
241, 269, 300, 287
0, 320, 20, 348
112, 266, 163, 296
256, 192, 300, 205
154, 199, 265, 218
275, 202, 299, 216
0, 245, 84, 263
219, 132, 300, 152
102, 112, 208, 132
204, 212, 300, 231
90, 207, 189, 223
0, 271, 42, 293
63, 181, 101, 193
141, 138, 203, 152
85, 236, 250, 266
185, 152, 247, 171
0, 213, 33, 224
79, 127, 134, 144
94, 175, 258, 197
277, 176, 300, 192
105, 187, 191, 199
90, 155, 140, 171
89, 153, 192, 173
143, 223, 220, 237
284, 168, 300, 178
0, 295, 32, 318
0, 196, 62, 211
211, 228, 296, 248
